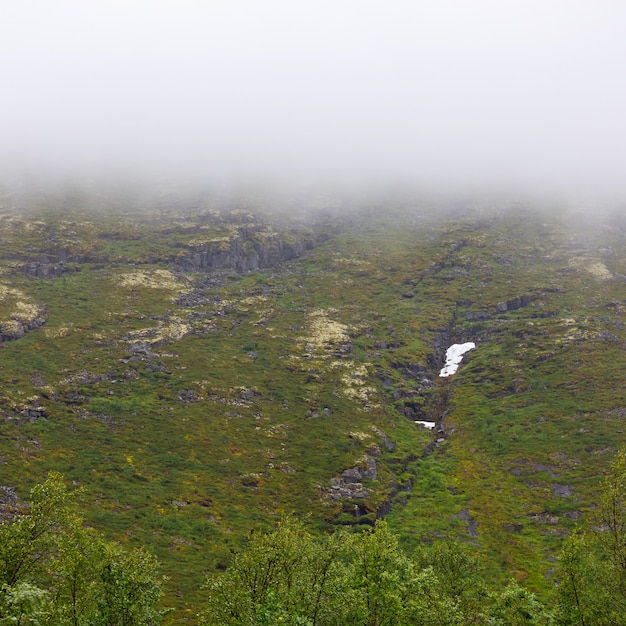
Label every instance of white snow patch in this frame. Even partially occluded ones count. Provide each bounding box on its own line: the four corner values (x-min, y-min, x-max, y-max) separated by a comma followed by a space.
439, 342, 476, 377
415, 420, 436, 430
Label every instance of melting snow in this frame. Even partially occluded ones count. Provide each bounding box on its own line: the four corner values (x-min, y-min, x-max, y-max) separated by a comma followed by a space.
439, 342, 476, 377
415, 420, 436, 429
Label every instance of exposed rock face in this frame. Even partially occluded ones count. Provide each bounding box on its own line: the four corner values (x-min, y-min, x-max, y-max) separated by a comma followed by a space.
23, 260, 67, 278
325, 451, 380, 503
21, 404, 47, 421
495, 295, 532, 313
178, 390, 198, 403
0, 486, 19, 521
178, 227, 319, 272
327, 476, 370, 500
389, 361, 434, 420
0, 307, 47, 343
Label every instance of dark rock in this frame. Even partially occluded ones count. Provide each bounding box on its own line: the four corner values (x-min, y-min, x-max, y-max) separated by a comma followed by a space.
178, 390, 198, 403
564, 510, 582, 520
371, 427, 397, 452
332, 341, 353, 356
0, 486, 19, 521
463, 311, 490, 321
240, 388, 255, 401
505, 523, 524, 533
458, 508, 479, 537
0, 321, 25, 340
21, 403, 47, 421
23, 261, 67, 278
128, 341, 153, 355
534, 463, 559, 478
361, 458, 377, 480
552, 484, 573, 497
341, 468, 363, 483
178, 227, 319, 273
144, 361, 170, 374
325, 478, 369, 501
507, 297, 522, 310
366, 444, 382, 458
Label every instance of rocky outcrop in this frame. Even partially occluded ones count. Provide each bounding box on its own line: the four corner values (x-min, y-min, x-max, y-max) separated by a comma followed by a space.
178, 227, 319, 273
325, 456, 379, 502
495, 294, 532, 313
0, 307, 47, 343
23, 260, 67, 278
463, 294, 533, 321
0, 486, 19, 521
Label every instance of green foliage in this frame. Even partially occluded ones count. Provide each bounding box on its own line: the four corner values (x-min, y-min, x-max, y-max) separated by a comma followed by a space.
342, 521, 420, 625
412, 540, 488, 624
487, 583, 555, 625
200, 517, 347, 626
556, 450, 626, 625
91, 543, 164, 626
201, 518, 554, 625
0, 474, 166, 626
0, 471, 78, 593
0, 582, 50, 625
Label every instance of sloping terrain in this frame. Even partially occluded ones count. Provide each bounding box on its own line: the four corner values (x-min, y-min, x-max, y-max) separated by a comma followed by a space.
0, 189, 624, 619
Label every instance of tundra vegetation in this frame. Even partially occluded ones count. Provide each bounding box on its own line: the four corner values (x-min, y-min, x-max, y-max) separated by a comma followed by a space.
0, 185, 624, 621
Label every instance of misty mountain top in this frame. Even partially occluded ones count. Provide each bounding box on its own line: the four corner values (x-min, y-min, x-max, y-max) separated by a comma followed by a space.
2, 1, 625, 201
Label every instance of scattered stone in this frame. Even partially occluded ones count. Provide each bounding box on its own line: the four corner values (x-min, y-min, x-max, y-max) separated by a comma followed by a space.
128, 341, 153, 356
361, 458, 378, 480
529, 513, 560, 525
533, 464, 558, 477
463, 311, 490, 321
505, 523, 524, 533
178, 390, 198, 403
366, 444, 382, 458
23, 260, 67, 278
458, 508, 478, 537
341, 468, 362, 483
325, 477, 369, 501
30, 372, 48, 388
552, 484, 573, 497
240, 388, 255, 401
371, 426, 396, 452
0, 485, 19, 521
564, 510, 582, 520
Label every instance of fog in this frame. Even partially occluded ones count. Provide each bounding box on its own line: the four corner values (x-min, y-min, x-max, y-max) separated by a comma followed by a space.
2, 1, 626, 202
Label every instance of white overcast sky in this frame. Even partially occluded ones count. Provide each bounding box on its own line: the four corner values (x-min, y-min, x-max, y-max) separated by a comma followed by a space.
1, 0, 625, 196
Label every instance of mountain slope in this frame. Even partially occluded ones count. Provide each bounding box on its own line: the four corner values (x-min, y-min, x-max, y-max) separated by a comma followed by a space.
0, 192, 624, 618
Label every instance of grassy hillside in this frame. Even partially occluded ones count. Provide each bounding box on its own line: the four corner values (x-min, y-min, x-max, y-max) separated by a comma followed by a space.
0, 189, 624, 620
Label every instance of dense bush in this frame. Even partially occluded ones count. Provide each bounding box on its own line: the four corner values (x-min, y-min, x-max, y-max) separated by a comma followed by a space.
0, 473, 165, 625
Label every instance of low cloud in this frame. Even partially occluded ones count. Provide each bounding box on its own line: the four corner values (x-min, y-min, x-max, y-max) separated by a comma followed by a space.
2, 1, 625, 202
